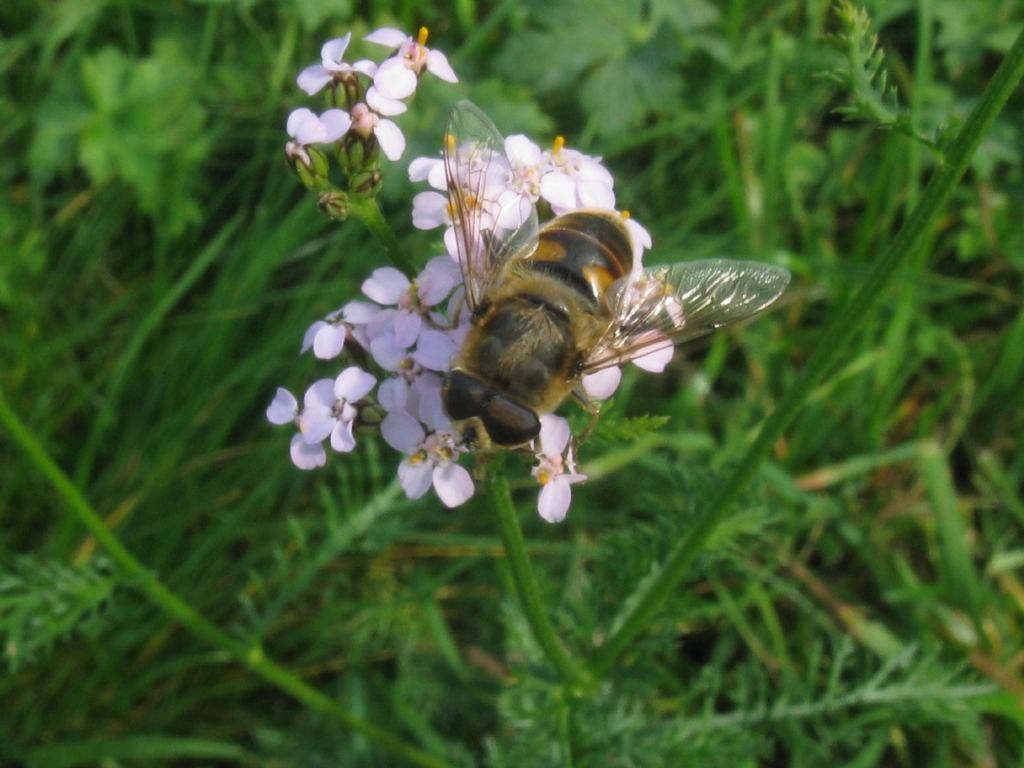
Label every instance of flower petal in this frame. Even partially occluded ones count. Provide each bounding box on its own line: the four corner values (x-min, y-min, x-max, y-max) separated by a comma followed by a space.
366, 86, 407, 116
425, 49, 458, 83
412, 330, 456, 371
304, 378, 337, 408
539, 414, 571, 456
393, 309, 422, 348
417, 256, 459, 305
319, 109, 352, 143
286, 108, 315, 139
296, 65, 332, 95
330, 418, 357, 452
582, 367, 622, 400
299, 405, 335, 443
364, 27, 409, 48
377, 376, 408, 412
381, 410, 425, 453
266, 388, 298, 424
369, 333, 408, 371
398, 457, 433, 499
362, 267, 410, 305
291, 433, 327, 470
320, 34, 352, 66
632, 343, 674, 373
539, 172, 577, 211
335, 366, 377, 401
433, 463, 474, 508
374, 57, 417, 100
302, 319, 327, 353
537, 479, 572, 523
343, 299, 381, 325
313, 323, 347, 359
374, 119, 406, 161
412, 191, 449, 230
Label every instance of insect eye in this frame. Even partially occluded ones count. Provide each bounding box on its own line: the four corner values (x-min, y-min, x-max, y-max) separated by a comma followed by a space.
443, 370, 489, 420
482, 396, 541, 447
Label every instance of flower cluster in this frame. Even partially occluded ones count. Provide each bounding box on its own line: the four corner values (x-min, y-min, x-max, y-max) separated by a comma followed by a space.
285, 27, 458, 189
270, 29, 657, 522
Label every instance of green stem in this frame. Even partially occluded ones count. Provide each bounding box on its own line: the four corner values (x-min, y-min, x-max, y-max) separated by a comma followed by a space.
0, 390, 451, 768
347, 195, 416, 274
589, 25, 1024, 678
486, 464, 593, 693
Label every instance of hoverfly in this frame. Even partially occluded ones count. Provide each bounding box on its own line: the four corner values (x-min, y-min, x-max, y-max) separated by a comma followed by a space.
439, 101, 790, 449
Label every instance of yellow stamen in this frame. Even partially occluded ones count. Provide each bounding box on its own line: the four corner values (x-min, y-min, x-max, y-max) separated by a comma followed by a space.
400, 358, 414, 370
410, 451, 426, 465
445, 133, 457, 152
621, 209, 631, 219
537, 469, 551, 485
418, 27, 429, 46
552, 135, 565, 154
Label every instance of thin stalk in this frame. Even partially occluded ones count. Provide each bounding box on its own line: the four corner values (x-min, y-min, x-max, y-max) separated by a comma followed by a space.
347, 195, 416, 274
590, 26, 1024, 677
486, 465, 593, 693
0, 390, 451, 768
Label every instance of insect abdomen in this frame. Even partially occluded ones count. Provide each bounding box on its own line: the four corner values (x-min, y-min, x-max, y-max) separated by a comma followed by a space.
526, 211, 634, 307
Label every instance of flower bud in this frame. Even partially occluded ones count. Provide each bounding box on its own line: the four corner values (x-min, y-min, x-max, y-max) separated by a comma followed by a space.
318, 190, 349, 221
351, 168, 384, 197
289, 144, 330, 190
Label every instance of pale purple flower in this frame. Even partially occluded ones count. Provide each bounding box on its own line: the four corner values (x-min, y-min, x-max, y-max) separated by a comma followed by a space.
297, 33, 377, 95
285, 108, 352, 165
298, 368, 376, 452
397, 431, 474, 508
350, 101, 406, 161
361, 257, 460, 349
532, 415, 586, 523
267, 388, 328, 470
365, 27, 458, 100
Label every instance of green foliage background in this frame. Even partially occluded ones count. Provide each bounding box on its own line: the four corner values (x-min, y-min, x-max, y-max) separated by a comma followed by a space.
2, 0, 1023, 765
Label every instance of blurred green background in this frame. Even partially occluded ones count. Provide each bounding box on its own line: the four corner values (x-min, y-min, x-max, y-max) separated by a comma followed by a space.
2, 0, 1023, 765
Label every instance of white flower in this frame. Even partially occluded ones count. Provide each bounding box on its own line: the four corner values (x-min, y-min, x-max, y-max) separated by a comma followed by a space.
285, 108, 351, 165
297, 34, 377, 95
397, 431, 474, 508
532, 415, 586, 523
365, 27, 458, 100
541, 137, 616, 214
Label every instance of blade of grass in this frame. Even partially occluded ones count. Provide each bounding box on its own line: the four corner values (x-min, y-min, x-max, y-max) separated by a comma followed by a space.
918, 442, 983, 622
589, 26, 1024, 678
0, 389, 453, 768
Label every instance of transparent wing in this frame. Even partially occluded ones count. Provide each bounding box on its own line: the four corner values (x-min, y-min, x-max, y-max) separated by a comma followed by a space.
443, 100, 538, 312
583, 259, 791, 373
